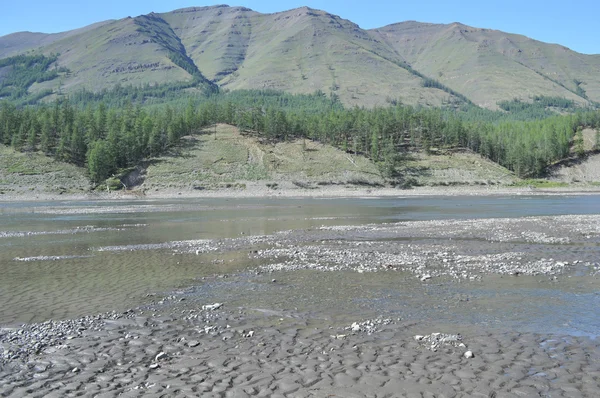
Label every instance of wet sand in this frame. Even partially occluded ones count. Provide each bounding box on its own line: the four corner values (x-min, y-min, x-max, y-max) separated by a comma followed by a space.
2, 203, 600, 396
2, 297, 600, 397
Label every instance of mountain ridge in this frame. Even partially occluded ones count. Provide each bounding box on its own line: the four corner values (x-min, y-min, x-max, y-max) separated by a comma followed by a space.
1, 4, 599, 109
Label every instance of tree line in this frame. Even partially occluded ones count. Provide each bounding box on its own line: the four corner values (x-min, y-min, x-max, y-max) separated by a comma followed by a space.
1, 93, 599, 185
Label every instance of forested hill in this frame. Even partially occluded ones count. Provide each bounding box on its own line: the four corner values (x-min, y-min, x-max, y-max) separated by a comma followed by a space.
1, 92, 599, 187
1, 4, 600, 108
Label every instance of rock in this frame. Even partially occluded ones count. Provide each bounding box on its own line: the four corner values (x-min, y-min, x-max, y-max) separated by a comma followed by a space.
420, 274, 432, 282
414, 335, 424, 341
202, 303, 223, 311
149, 363, 160, 369
187, 340, 200, 348
464, 351, 474, 359
247, 331, 255, 338
155, 352, 167, 362
72, 367, 80, 373
351, 322, 361, 332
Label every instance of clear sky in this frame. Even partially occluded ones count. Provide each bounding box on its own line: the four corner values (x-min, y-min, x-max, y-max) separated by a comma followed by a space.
1, 0, 598, 54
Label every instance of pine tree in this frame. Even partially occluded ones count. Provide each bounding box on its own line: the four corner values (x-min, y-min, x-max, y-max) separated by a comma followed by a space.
87, 140, 114, 184
40, 113, 54, 154
574, 126, 585, 158
370, 130, 379, 161
26, 118, 39, 151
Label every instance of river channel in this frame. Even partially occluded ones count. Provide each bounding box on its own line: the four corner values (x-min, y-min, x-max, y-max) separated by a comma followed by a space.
1, 195, 599, 337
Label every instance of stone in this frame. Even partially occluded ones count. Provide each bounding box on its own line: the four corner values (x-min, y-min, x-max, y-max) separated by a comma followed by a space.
155, 352, 167, 362
149, 363, 160, 369
464, 351, 474, 359
202, 303, 223, 311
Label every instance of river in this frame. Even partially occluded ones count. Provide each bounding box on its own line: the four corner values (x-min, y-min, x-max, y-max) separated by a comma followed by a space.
1, 195, 599, 337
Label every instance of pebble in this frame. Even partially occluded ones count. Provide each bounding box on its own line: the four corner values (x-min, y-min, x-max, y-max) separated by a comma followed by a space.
464, 351, 474, 359
202, 303, 223, 311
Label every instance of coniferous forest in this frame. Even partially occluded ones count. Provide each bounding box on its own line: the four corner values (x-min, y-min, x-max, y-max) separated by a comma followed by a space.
1, 56, 600, 185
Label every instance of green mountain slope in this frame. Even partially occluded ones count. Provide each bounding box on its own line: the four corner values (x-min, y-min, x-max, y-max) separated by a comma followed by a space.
0, 21, 114, 59
35, 17, 196, 94
1, 5, 599, 108
370, 21, 600, 108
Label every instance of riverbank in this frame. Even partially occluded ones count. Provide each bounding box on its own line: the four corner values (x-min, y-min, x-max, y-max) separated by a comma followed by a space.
2, 183, 600, 202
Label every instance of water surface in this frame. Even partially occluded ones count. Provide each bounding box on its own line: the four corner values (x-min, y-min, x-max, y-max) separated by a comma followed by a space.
1, 195, 598, 334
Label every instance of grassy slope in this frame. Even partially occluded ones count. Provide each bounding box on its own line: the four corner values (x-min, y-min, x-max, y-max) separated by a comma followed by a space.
162, 6, 456, 108
0, 6, 462, 108
400, 151, 517, 187
370, 22, 600, 108
30, 17, 193, 96
547, 129, 600, 183
548, 153, 600, 184
0, 21, 114, 59
159, 6, 259, 82
137, 124, 516, 193
0, 146, 90, 196
140, 124, 383, 191
2, 6, 600, 108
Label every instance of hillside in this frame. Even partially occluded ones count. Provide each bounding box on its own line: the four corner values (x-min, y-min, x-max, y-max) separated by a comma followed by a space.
0, 124, 521, 199
139, 125, 518, 194
159, 6, 452, 107
1, 5, 599, 108
370, 22, 600, 108
0, 146, 90, 197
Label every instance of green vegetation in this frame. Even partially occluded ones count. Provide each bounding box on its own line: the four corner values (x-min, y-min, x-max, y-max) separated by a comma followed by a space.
0, 54, 66, 104
1, 88, 600, 187
498, 96, 577, 113
0, 145, 90, 195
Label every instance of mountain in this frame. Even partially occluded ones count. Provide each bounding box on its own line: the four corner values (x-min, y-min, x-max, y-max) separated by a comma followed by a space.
1, 4, 599, 109
370, 21, 600, 108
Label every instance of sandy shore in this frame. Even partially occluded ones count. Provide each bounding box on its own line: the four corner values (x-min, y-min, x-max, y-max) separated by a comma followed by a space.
2, 183, 600, 203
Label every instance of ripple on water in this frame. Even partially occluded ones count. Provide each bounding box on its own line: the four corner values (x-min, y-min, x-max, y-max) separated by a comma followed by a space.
13, 255, 94, 262
0, 224, 147, 239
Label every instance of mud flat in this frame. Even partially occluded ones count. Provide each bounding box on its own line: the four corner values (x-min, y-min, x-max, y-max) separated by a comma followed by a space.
1, 298, 600, 397
2, 213, 600, 396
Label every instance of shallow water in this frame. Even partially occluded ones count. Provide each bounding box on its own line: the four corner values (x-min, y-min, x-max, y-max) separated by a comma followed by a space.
0, 195, 599, 335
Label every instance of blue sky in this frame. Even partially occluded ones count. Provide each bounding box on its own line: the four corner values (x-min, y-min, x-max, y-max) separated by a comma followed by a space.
2, 0, 598, 54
